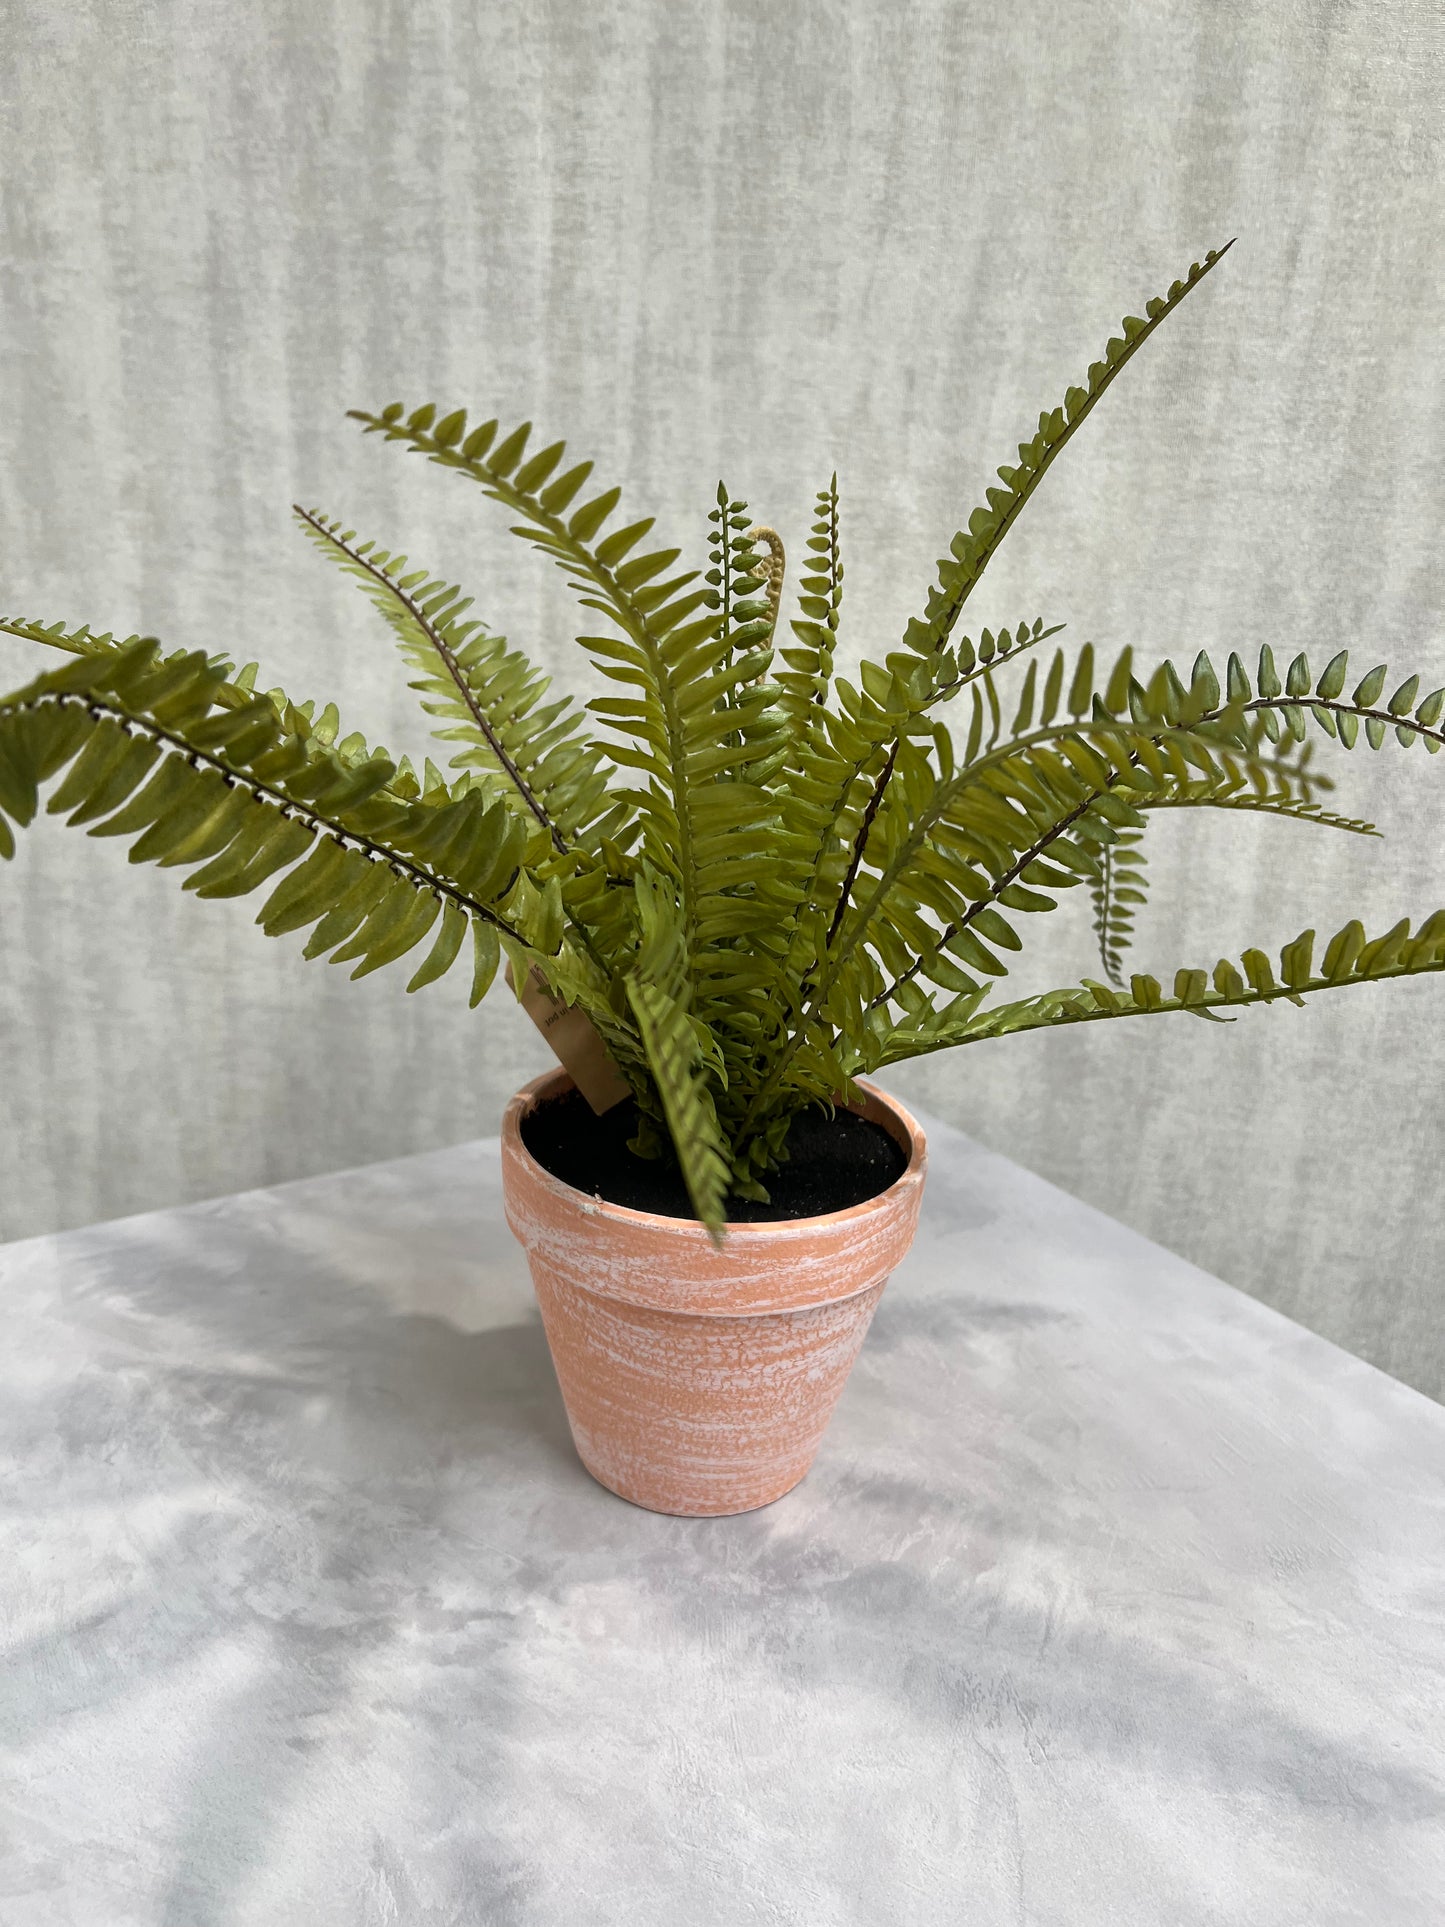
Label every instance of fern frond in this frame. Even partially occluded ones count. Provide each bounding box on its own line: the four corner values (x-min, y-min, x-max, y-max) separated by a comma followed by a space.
2, 616, 164, 662
707, 486, 778, 674
0, 614, 443, 795
292, 508, 619, 855
914, 640, 1440, 997
624, 866, 730, 1237
925, 910, 1445, 1048
757, 674, 1209, 1088
702, 492, 790, 787
1091, 824, 1148, 985
758, 617, 1065, 1025
774, 477, 841, 752
901, 242, 1233, 660
0, 642, 536, 989
776, 243, 1233, 973
347, 403, 716, 725
740, 636, 1445, 1149
349, 404, 788, 1005
1088, 777, 1376, 985
1245, 713, 1335, 803
855, 645, 1420, 1022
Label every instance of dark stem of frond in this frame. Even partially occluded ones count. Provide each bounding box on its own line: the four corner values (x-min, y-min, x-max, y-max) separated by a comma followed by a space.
826, 742, 897, 952
5, 690, 526, 941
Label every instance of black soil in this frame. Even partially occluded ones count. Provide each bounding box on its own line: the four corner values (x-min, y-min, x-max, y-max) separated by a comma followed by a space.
520, 1089, 908, 1223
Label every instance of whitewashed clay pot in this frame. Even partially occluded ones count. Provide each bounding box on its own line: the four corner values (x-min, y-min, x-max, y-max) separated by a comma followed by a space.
500, 1069, 927, 1516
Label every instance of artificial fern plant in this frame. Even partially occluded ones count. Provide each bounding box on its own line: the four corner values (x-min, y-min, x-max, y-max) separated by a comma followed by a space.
4, 241, 1443, 1237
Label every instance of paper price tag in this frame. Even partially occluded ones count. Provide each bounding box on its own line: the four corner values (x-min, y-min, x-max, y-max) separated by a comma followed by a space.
505, 960, 632, 1115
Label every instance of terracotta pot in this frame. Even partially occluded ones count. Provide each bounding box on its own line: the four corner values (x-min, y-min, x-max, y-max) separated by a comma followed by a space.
500, 1069, 927, 1516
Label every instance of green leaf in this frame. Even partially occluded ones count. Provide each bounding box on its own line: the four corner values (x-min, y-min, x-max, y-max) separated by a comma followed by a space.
328, 873, 424, 964
541, 462, 595, 513
469, 917, 500, 1006
0, 720, 40, 824
569, 487, 622, 541
257, 835, 355, 936
45, 719, 142, 819
348, 888, 441, 978
1174, 967, 1208, 1004
1241, 947, 1275, 994
1067, 643, 1095, 717
489, 421, 532, 476
1279, 928, 1315, 990
1322, 918, 1365, 980
302, 860, 392, 957
1316, 651, 1349, 700
88, 754, 195, 840
126, 771, 239, 864
407, 900, 468, 991
190, 813, 315, 899
514, 440, 566, 492
1191, 651, 1220, 710
1130, 973, 1162, 1010
1353, 665, 1387, 707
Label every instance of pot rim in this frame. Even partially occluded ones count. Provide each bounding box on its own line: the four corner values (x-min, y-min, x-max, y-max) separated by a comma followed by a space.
501, 1067, 926, 1242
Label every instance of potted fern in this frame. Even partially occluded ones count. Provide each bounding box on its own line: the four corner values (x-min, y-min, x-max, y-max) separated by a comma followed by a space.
4, 241, 1442, 1515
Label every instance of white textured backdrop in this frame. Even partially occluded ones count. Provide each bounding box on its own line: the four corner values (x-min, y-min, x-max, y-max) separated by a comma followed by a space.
2, 0, 1442, 1395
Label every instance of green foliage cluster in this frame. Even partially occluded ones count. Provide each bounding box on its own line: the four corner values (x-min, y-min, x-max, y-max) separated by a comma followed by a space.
4, 241, 1443, 1235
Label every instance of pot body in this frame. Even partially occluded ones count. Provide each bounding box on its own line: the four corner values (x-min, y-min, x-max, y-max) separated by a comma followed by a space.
500, 1070, 927, 1516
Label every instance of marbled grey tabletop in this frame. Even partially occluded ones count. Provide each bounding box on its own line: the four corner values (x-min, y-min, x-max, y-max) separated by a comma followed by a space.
2, 1108, 1442, 1926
